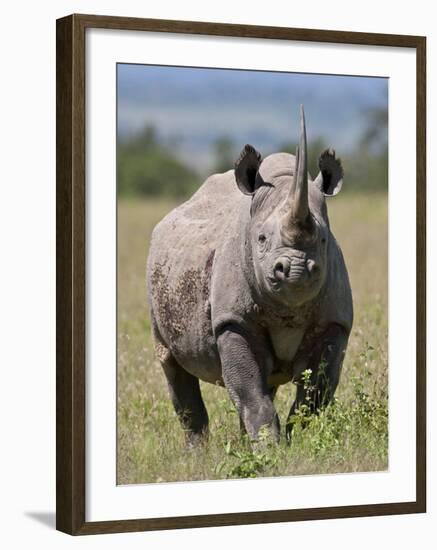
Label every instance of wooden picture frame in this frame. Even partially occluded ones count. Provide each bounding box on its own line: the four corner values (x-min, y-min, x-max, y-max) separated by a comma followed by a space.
56, 13, 426, 535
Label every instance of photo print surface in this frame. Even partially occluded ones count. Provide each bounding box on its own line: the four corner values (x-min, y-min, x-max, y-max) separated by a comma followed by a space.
116, 63, 388, 485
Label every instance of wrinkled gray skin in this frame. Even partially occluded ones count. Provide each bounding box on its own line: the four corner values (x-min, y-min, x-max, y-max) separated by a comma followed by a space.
147, 107, 353, 446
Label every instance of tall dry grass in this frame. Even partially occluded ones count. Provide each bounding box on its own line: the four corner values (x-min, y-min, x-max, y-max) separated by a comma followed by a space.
117, 192, 388, 484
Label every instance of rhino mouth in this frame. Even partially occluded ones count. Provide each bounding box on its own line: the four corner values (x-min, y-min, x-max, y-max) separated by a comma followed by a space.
268, 273, 309, 290
269, 268, 305, 282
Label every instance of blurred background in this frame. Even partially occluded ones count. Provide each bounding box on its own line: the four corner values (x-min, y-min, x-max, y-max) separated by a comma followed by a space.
116, 64, 389, 484
117, 64, 388, 199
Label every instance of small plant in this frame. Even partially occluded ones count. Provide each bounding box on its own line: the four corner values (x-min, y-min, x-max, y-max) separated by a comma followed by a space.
215, 428, 278, 479
285, 352, 388, 463
286, 368, 316, 431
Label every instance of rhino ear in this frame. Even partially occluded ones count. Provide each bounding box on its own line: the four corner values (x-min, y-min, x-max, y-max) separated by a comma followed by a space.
315, 148, 343, 196
234, 144, 262, 195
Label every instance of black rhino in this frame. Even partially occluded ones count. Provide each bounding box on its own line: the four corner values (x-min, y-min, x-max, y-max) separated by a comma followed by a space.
146, 106, 353, 446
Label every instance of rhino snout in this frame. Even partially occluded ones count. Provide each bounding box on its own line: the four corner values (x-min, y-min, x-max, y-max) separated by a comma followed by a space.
273, 257, 291, 280
273, 256, 320, 283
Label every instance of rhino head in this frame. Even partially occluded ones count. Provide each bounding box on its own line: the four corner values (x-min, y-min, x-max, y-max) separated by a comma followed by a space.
234, 105, 344, 308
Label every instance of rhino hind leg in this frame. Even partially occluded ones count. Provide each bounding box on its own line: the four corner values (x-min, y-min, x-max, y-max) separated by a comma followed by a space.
161, 355, 209, 449
286, 323, 349, 442
150, 321, 209, 448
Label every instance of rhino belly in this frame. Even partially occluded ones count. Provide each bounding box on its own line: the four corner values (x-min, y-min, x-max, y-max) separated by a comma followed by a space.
148, 251, 223, 385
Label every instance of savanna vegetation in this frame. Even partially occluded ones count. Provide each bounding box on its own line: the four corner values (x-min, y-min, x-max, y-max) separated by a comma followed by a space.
117, 190, 388, 484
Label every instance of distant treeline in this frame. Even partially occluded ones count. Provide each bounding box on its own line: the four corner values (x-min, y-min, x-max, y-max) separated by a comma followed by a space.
118, 127, 201, 198
117, 108, 387, 198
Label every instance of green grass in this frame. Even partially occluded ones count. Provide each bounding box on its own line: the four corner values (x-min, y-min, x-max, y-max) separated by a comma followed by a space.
117, 192, 388, 484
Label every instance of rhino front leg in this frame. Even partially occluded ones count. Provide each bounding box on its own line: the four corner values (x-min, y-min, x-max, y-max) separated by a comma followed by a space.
238, 387, 277, 437
217, 325, 280, 442
161, 356, 209, 449
286, 323, 349, 442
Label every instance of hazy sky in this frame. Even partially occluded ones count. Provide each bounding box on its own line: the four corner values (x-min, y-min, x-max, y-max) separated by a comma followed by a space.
117, 64, 388, 171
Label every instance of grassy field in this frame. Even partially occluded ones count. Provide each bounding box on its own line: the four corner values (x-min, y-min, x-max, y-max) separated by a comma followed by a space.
117, 192, 388, 484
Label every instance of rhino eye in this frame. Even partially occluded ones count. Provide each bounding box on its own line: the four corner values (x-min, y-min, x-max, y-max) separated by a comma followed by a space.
258, 234, 266, 243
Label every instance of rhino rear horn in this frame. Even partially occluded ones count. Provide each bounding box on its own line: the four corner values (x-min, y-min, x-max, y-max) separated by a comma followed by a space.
235, 144, 262, 195
315, 148, 344, 196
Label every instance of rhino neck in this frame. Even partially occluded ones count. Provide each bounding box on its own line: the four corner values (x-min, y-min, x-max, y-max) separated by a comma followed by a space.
254, 292, 322, 330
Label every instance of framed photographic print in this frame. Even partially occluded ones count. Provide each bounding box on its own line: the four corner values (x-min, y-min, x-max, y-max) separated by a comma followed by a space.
56, 14, 426, 535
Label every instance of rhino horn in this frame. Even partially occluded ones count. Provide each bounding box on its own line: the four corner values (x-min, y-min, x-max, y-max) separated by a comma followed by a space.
284, 105, 309, 227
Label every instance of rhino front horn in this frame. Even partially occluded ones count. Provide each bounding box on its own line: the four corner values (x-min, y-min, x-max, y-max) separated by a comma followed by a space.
285, 105, 309, 227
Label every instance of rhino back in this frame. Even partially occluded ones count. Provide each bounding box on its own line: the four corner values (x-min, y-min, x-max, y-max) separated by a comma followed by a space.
147, 170, 248, 379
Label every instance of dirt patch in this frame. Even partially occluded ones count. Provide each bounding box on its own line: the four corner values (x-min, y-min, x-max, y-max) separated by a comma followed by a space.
150, 250, 215, 346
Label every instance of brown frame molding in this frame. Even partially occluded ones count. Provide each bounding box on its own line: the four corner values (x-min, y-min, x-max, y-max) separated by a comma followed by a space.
56, 13, 426, 535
